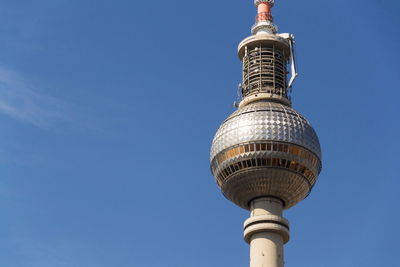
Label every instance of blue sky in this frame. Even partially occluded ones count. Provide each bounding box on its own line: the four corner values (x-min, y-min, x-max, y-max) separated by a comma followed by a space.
0, 0, 399, 266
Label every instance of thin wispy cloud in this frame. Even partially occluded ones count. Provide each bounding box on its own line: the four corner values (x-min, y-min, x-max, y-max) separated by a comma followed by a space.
0, 66, 75, 129
0, 65, 109, 135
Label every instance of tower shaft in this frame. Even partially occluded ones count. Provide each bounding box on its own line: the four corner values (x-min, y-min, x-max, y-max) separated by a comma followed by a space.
244, 198, 289, 267
250, 231, 283, 267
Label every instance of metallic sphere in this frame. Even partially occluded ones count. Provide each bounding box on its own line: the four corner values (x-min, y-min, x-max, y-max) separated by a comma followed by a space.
210, 101, 322, 210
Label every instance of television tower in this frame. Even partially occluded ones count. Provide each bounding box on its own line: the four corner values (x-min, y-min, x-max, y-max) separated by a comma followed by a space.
210, 1, 322, 267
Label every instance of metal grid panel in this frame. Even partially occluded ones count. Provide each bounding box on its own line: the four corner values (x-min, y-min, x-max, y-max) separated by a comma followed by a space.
210, 101, 321, 160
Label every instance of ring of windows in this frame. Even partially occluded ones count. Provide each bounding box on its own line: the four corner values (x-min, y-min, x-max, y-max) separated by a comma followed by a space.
212, 141, 321, 174
215, 157, 316, 186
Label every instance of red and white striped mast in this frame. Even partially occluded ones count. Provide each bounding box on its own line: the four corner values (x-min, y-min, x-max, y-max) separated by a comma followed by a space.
252, 0, 277, 35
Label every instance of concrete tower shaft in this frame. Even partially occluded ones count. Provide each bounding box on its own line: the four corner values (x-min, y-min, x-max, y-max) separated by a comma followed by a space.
244, 198, 288, 267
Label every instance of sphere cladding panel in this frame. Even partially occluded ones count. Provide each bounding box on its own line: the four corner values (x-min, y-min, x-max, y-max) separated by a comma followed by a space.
210, 102, 321, 161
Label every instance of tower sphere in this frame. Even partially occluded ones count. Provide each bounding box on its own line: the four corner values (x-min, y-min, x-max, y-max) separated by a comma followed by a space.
210, 101, 321, 210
